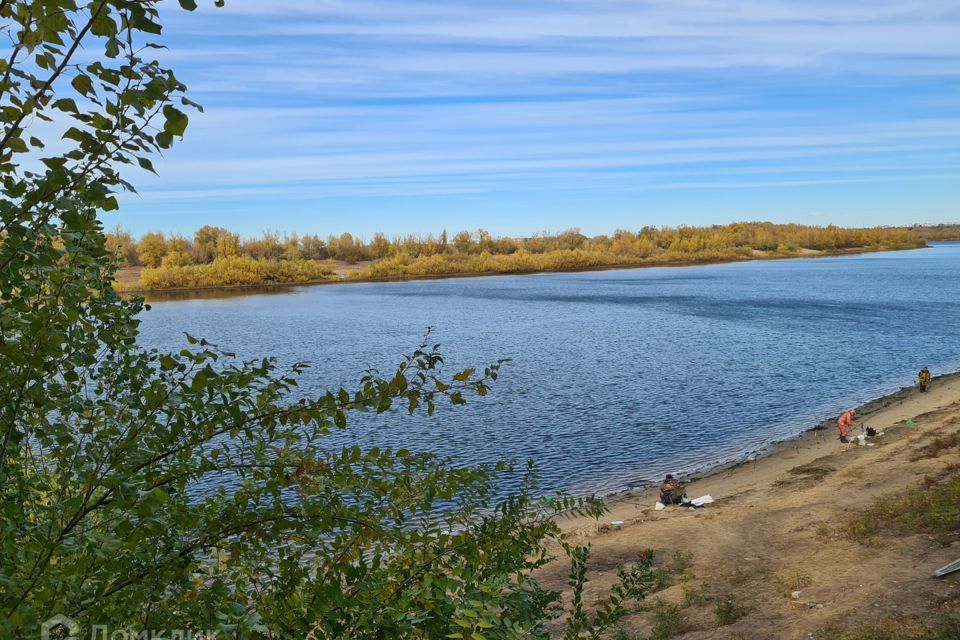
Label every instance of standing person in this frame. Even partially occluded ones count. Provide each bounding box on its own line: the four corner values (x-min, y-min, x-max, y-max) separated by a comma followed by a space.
837, 409, 856, 443
919, 367, 932, 392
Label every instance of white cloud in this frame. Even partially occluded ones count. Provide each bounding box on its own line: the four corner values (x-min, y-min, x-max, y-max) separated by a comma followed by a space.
116, 0, 960, 228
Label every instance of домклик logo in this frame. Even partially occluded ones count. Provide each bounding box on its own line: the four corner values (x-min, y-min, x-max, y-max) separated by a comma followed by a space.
41, 615, 80, 640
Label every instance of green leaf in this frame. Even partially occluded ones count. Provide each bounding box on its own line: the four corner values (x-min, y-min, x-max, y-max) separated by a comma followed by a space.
191, 370, 207, 392
178, 0, 199, 9
62, 127, 87, 142
71, 74, 94, 96
156, 131, 174, 149
53, 98, 79, 112
162, 105, 189, 136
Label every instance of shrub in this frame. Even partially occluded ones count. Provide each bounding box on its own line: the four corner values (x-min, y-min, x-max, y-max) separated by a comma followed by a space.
649, 601, 686, 640
682, 584, 710, 607
872, 475, 960, 543
714, 593, 746, 626
137, 256, 335, 290
843, 474, 960, 546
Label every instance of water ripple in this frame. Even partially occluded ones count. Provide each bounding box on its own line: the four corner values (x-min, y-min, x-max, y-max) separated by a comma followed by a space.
138, 243, 960, 497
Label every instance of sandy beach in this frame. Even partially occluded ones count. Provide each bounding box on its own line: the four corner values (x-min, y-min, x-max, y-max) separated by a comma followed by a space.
541, 373, 960, 639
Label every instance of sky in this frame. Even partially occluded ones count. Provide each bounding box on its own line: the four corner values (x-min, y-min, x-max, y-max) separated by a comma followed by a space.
112, 0, 960, 238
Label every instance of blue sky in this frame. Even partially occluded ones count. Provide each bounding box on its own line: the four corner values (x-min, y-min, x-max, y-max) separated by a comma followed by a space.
112, 0, 960, 238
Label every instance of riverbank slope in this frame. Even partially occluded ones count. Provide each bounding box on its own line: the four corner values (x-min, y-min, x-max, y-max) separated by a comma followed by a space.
544, 374, 960, 639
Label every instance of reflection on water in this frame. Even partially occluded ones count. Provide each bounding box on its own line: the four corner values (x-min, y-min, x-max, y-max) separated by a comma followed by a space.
137, 243, 960, 497
136, 284, 305, 303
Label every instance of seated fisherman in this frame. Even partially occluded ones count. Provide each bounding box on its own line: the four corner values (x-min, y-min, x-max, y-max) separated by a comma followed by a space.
659, 474, 695, 506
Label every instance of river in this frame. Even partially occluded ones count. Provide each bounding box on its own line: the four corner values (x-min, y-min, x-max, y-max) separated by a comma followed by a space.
137, 242, 960, 497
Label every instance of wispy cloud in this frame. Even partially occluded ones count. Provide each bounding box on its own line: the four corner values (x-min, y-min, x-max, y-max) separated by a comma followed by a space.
115, 1, 960, 234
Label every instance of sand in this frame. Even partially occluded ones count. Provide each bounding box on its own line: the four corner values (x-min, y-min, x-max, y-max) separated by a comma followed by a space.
540, 373, 960, 639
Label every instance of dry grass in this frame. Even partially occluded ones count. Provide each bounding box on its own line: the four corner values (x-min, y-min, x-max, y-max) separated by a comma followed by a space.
841, 473, 960, 546
714, 593, 747, 626
815, 614, 960, 640
910, 432, 960, 461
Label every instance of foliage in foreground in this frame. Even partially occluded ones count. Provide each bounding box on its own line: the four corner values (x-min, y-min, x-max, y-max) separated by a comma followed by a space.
0, 1, 654, 638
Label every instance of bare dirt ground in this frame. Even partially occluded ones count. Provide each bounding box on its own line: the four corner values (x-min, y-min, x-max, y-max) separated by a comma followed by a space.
540, 375, 960, 639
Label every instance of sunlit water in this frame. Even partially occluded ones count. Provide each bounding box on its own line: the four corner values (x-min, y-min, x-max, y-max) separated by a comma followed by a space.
137, 242, 960, 497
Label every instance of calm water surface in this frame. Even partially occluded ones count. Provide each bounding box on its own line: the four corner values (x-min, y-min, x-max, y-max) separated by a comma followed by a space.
138, 243, 960, 496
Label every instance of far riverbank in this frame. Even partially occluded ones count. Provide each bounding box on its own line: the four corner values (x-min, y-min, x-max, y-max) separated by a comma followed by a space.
119, 243, 925, 301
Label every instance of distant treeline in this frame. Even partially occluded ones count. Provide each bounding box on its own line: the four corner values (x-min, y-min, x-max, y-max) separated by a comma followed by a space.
108, 222, 926, 290
906, 224, 960, 241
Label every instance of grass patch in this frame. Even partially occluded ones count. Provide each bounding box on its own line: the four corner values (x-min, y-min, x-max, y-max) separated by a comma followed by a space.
608, 622, 633, 640
648, 550, 696, 593
815, 614, 960, 640
648, 600, 688, 640
681, 583, 710, 607
842, 474, 960, 545
875, 481, 960, 543
668, 551, 694, 575
714, 593, 746, 626
775, 571, 813, 597
910, 433, 960, 461
839, 513, 882, 547
649, 568, 672, 593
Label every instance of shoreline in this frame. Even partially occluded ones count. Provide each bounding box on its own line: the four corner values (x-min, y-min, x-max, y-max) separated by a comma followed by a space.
544, 369, 960, 638
596, 369, 960, 504
119, 244, 926, 300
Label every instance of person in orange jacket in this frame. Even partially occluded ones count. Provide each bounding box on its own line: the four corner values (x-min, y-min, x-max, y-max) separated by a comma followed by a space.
837, 409, 856, 443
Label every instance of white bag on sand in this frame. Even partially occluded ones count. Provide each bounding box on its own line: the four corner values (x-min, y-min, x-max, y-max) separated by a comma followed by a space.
691, 495, 714, 507
655, 502, 665, 510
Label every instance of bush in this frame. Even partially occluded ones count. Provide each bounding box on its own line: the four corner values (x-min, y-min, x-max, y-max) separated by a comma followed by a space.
873, 476, 960, 542
649, 601, 686, 640
682, 584, 710, 607
843, 474, 960, 545
714, 593, 746, 626
136, 256, 335, 290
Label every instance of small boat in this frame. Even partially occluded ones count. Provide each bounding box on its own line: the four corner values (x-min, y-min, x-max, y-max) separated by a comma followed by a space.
934, 558, 960, 577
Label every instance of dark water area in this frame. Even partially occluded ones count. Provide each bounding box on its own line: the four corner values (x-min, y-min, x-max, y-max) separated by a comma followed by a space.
137, 243, 960, 497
